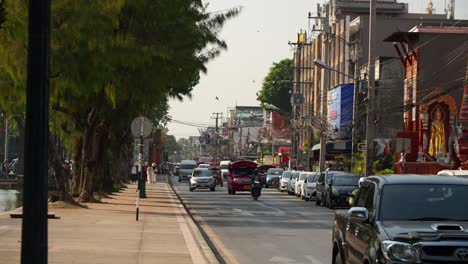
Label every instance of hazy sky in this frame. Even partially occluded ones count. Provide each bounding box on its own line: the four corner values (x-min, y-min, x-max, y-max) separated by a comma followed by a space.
167, 0, 468, 138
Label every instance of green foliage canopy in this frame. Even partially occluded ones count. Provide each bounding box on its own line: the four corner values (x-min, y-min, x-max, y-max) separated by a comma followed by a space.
257, 58, 293, 114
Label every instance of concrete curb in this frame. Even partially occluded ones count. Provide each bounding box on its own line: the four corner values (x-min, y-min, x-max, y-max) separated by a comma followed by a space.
0, 206, 22, 217
167, 176, 222, 264
168, 176, 240, 264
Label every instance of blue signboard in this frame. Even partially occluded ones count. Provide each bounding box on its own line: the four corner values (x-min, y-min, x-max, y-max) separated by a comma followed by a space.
328, 84, 354, 140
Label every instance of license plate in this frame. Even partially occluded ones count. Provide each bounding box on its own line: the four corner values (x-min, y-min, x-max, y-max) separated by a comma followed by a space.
243, 186, 251, 190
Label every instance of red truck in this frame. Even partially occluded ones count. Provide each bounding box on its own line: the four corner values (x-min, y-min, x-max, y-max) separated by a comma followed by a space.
227, 160, 257, 195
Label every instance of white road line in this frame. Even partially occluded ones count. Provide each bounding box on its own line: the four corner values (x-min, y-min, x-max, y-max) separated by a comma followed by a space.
169, 185, 207, 264
305, 255, 324, 264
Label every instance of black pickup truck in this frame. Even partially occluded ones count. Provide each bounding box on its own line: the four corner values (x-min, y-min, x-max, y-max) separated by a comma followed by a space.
332, 174, 468, 264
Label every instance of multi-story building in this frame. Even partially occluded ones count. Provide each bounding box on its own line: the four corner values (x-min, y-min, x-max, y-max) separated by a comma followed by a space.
302, 0, 454, 170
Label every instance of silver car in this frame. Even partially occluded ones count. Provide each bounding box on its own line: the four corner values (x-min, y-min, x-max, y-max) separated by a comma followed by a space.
287, 171, 301, 195
279, 171, 291, 192
301, 172, 319, 201
189, 168, 216, 192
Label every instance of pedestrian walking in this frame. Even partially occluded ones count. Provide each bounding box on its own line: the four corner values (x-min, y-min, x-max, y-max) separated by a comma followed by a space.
130, 165, 138, 183
147, 163, 157, 184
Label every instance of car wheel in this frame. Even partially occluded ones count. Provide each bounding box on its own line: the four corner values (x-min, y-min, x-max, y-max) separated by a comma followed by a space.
178, 178, 181, 182
315, 196, 321, 205
210, 187, 215, 192
334, 249, 344, 264
305, 197, 310, 201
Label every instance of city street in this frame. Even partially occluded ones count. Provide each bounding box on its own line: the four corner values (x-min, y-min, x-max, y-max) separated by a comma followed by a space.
170, 176, 335, 264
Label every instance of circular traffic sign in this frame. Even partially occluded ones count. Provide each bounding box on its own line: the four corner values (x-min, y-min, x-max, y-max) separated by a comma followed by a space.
131, 116, 153, 138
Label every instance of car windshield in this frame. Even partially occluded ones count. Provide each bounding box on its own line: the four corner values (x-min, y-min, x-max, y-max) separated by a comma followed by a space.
282, 171, 291, 178
292, 172, 301, 179
180, 164, 197, 170
380, 184, 468, 221
232, 168, 255, 176
220, 164, 229, 170
307, 174, 318, 182
268, 169, 283, 175
193, 170, 212, 177
299, 174, 307, 180
333, 175, 360, 186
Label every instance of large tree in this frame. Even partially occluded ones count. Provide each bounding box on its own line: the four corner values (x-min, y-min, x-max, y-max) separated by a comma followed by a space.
257, 59, 293, 114
0, 0, 239, 202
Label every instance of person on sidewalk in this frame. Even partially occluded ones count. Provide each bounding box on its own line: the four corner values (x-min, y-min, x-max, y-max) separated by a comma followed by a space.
147, 163, 157, 184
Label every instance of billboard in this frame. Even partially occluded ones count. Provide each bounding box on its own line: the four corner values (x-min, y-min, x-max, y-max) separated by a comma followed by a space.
328, 84, 354, 140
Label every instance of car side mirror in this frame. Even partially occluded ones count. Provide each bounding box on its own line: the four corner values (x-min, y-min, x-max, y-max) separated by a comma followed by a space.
348, 207, 369, 222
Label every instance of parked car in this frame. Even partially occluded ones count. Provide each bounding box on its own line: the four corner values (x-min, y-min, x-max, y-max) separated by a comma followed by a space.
227, 160, 256, 195
258, 164, 276, 184
279, 170, 291, 192
332, 175, 468, 264
189, 168, 216, 192
325, 173, 360, 209
265, 168, 284, 188
301, 172, 319, 201
178, 160, 197, 182
287, 170, 301, 195
295, 172, 308, 197
437, 169, 468, 179
316, 170, 352, 206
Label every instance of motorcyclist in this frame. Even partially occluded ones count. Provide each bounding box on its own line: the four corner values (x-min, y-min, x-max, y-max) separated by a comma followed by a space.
348, 177, 366, 206
251, 169, 262, 199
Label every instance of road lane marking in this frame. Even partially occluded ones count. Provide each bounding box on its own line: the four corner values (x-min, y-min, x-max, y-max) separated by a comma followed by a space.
269, 256, 296, 262
305, 255, 324, 264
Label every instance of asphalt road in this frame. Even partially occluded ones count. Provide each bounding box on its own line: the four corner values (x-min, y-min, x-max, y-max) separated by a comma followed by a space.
170, 175, 335, 264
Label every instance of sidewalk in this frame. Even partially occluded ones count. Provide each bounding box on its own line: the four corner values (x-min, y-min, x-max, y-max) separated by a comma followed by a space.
0, 175, 218, 264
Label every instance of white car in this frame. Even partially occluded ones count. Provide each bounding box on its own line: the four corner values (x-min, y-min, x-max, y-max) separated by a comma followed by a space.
287, 171, 301, 195
198, 163, 211, 168
301, 172, 319, 201
279, 171, 291, 192
220, 160, 230, 180
189, 168, 216, 192
295, 172, 308, 197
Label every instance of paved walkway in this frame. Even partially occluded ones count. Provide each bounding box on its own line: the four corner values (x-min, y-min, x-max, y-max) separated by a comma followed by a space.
0, 175, 218, 264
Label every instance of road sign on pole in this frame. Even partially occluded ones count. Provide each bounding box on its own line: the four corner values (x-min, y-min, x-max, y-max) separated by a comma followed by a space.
131, 117, 153, 201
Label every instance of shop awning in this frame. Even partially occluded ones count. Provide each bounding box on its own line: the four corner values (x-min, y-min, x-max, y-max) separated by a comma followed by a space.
278, 146, 291, 155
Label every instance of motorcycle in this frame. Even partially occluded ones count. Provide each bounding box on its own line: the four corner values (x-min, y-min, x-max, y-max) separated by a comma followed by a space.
251, 179, 262, 200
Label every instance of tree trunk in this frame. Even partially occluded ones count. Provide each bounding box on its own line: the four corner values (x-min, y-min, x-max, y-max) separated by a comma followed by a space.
49, 134, 74, 203
71, 136, 82, 196
79, 120, 97, 202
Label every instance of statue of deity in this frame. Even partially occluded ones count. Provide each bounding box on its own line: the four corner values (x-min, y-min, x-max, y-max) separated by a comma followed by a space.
428, 108, 446, 157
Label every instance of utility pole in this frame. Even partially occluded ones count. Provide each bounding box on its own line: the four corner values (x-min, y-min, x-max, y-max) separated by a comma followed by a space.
319, 7, 330, 172
351, 41, 360, 171
365, 0, 377, 176
211, 112, 222, 132
211, 113, 222, 161
22, 0, 50, 263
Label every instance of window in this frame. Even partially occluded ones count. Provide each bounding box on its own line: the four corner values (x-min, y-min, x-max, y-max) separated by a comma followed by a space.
356, 186, 370, 208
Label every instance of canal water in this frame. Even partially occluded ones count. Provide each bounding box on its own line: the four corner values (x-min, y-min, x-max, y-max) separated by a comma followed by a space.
0, 189, 22, 213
